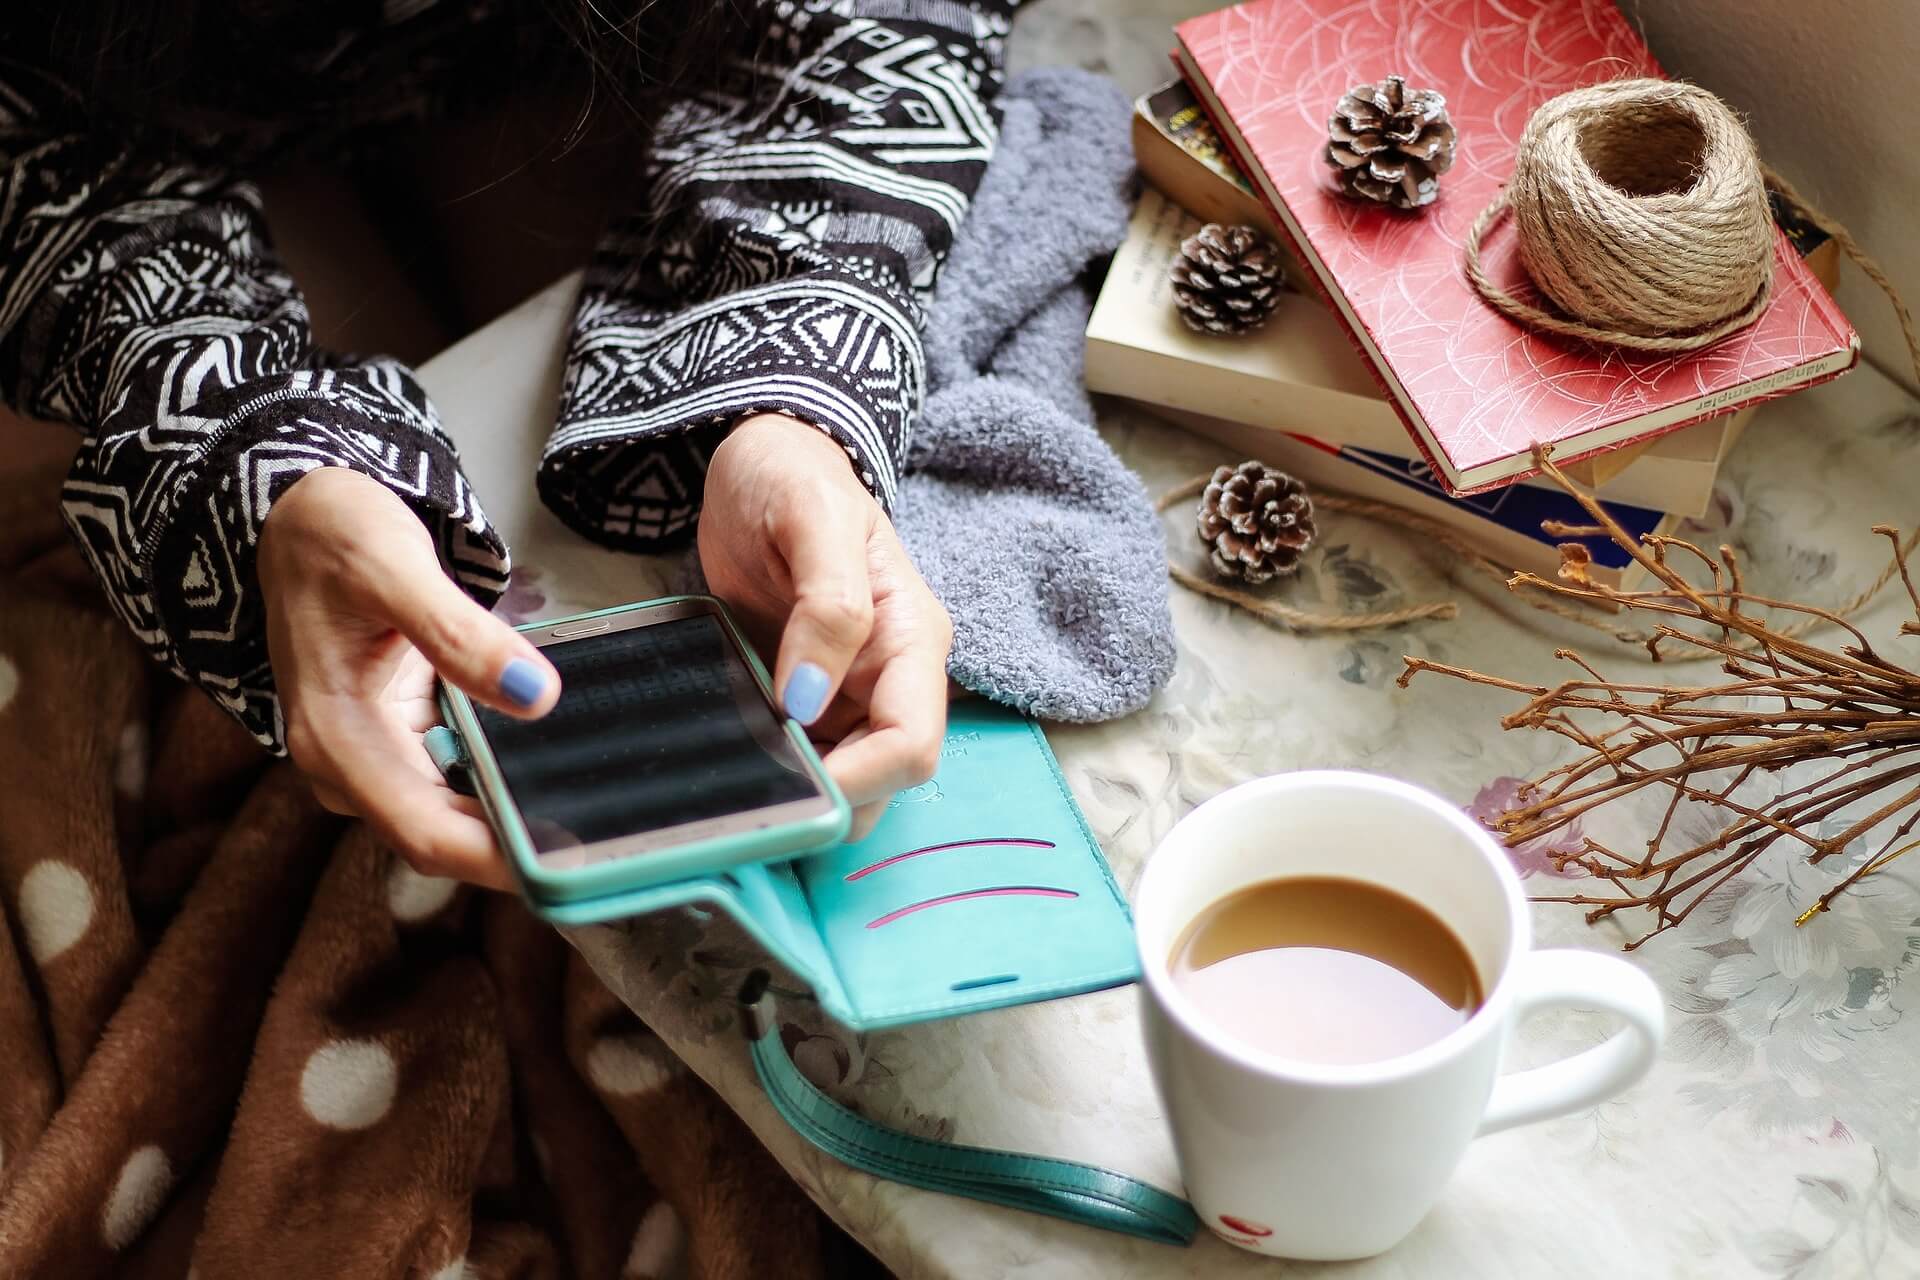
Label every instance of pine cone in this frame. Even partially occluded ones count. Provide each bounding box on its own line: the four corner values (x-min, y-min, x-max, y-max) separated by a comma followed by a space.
1169, 223, 1285, 335
1325, 74, 1456, 210
1198, 461, 1316, 584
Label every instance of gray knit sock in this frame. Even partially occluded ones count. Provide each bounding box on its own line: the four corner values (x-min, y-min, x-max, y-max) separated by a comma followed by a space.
896, 67, 1175, 722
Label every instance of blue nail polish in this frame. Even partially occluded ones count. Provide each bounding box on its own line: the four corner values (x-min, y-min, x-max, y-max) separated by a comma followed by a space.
499, 658, 548, 709
783, 662, 831, 725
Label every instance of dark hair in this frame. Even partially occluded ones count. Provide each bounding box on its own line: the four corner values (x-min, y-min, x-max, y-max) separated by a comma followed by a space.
533, 0, 771, 155
8, 0, 754, 143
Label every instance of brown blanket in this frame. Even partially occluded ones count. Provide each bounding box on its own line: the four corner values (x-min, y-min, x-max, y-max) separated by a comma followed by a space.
0, 459, 866, 1279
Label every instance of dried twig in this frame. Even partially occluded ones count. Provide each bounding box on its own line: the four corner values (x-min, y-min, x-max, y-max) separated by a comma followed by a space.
1400, 448, 1920, 948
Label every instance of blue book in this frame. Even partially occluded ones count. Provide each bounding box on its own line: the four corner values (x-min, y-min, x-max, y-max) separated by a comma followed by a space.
1324, 438, 1670, 576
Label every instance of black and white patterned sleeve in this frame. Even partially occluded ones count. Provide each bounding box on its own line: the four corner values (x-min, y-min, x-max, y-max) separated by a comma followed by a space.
541, 0, 1015, 548
0, 66, 509, 750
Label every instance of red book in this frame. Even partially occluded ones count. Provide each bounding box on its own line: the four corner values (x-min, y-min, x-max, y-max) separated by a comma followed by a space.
1173, 0, 1858, 495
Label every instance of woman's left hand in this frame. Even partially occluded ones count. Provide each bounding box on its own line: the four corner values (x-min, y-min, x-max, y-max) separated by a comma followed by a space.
700, 413, 953, 838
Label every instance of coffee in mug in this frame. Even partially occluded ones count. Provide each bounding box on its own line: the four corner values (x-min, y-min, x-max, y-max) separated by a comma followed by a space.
1135, 772, 1666, 1260
1169, 876, 1484, 1066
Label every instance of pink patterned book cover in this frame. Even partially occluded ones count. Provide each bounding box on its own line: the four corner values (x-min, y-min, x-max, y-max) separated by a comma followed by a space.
1173, 0, 1857, 495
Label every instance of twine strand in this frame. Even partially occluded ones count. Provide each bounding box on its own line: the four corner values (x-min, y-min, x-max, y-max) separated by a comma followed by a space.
1759, 162, 1920, 631
1155, 477, 1645, 638
1761, 164, 1920, 392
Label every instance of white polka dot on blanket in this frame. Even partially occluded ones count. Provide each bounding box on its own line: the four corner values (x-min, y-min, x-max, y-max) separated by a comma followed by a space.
622, 1201, 686, 1279
300, 1039, 398, 1129
0, 654, 17, 711
386, 861, 458, 923
102, 1145, 172, 1249
586, 1034, 678, 1097
18, 859, 94, 964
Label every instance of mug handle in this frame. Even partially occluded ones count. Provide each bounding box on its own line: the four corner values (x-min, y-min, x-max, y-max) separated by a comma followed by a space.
1477, 949, 1666, 1137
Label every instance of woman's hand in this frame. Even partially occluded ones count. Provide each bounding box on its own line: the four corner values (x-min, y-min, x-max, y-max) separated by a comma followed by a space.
701, 413, 953, 837
258, 467, 560, 888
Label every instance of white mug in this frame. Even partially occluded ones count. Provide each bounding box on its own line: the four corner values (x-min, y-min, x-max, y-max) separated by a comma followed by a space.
1135, 771, 1665, 1261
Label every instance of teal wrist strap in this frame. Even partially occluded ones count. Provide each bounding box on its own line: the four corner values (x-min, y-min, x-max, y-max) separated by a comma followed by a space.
739, 976, 1199, 1248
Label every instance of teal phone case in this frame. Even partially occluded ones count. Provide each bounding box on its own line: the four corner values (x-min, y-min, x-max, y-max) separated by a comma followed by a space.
437, 697, 1141, 1031
440, 598, 851, 904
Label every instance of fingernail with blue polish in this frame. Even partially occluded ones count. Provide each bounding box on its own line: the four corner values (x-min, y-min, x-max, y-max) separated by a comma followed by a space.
783, 662, 831, 725
499, 658, 548, 709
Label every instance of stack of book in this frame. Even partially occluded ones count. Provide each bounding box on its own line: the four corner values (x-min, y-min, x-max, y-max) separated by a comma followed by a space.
1088, 0, 1852, 590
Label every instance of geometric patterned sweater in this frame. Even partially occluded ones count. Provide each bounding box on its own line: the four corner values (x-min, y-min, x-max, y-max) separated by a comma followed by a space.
0, 0, 1013, 750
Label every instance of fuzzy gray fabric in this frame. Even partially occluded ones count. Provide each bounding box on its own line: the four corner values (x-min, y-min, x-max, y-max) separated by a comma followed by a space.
895, 68, 1175, 721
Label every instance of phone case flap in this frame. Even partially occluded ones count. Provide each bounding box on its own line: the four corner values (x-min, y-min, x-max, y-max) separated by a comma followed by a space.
786, 701, 1139, 1028
529, 702, 1140, 1031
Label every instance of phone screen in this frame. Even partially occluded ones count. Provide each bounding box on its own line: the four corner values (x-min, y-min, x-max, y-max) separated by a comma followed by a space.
473, 612, 822, 860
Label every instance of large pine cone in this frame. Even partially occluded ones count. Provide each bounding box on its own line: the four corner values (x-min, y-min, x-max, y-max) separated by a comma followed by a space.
1169, 223, 1285, 335
1198, 461, 1316, 584
1325, 74, 1456, 210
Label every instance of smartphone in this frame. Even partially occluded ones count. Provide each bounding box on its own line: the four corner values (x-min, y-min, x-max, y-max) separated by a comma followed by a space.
440, 596, 850, 906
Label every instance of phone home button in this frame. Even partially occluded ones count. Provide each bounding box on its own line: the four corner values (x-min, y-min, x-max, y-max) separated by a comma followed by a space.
549, 620, 614, 640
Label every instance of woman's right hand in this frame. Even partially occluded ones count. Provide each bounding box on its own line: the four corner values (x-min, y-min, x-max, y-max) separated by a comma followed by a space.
257, 467, 559, 889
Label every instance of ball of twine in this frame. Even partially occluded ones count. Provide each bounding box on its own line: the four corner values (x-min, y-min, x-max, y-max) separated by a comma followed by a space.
1465, 79, 1776, 351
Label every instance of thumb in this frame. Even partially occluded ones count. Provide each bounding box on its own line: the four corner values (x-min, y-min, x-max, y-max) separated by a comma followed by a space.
364, 538, 560, 719
772, 508, 876, 727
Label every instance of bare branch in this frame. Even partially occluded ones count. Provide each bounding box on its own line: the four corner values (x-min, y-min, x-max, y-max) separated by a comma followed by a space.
1415, 457, 1920, 947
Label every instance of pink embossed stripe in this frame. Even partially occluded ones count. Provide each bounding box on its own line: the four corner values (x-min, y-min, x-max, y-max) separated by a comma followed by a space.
844, 838, 1057, 882
864, 887, 1079, 929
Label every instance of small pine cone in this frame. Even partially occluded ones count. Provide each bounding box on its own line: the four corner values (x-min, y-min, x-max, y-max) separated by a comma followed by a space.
1198, 460, 1316, 584
1169, 223, 1285, 336
1325, 74, 1456, 210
